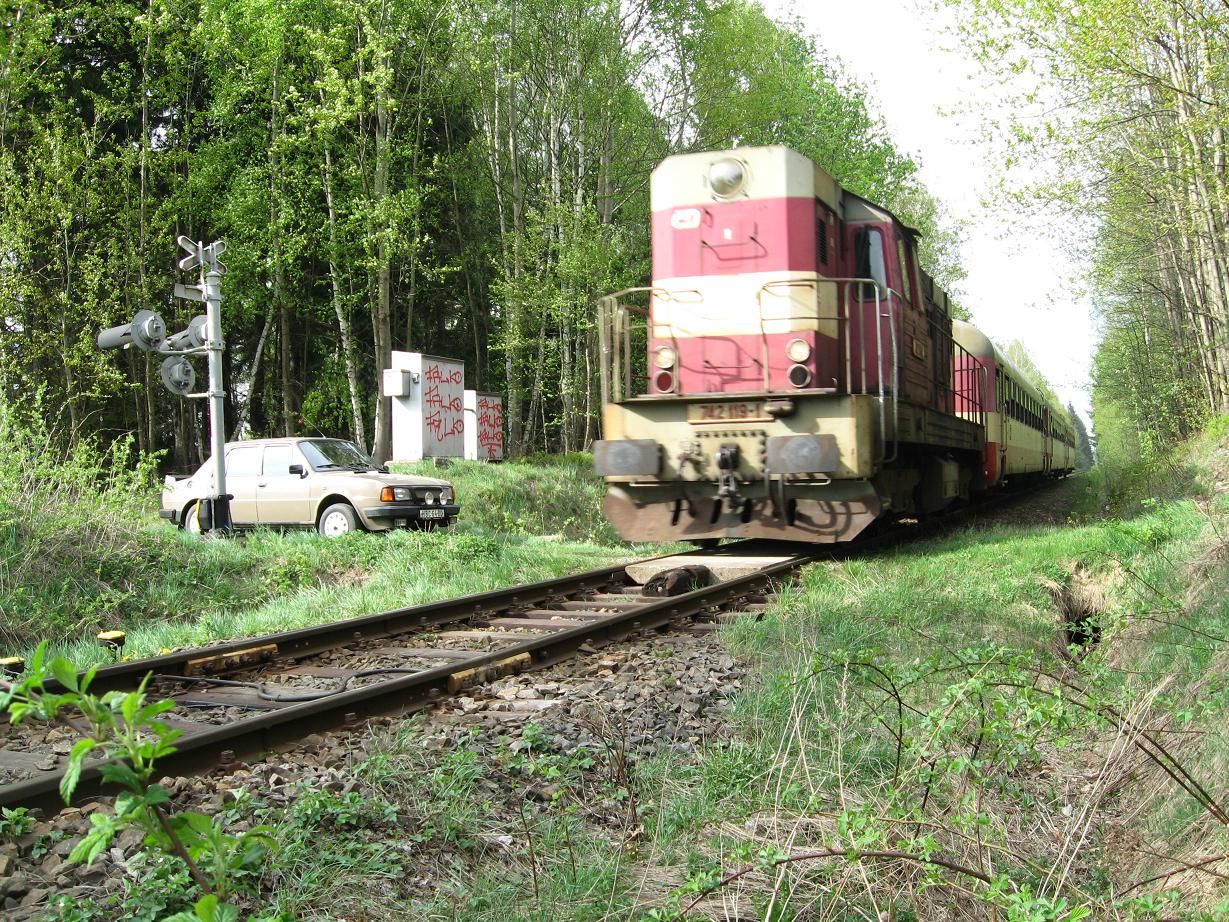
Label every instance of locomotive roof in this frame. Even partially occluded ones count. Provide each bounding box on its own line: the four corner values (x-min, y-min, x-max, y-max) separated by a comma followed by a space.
652, 145, 843, 213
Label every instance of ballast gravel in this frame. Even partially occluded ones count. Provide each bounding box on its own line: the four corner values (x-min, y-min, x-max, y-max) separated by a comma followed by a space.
0, 622, 749, 919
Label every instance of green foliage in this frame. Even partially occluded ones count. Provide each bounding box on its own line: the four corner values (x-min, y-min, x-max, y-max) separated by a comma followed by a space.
1, 0, 958, 462
942, 0, 1229, 461
1, 645, 272, 914
290, 789, 399, 831
0, 806, 33, 839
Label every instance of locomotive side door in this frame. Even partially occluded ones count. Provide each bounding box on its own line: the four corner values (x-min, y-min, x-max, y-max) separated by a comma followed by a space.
894, 233, 933, 408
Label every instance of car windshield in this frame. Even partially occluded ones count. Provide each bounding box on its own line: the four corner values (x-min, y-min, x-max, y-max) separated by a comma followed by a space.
299, 439, 376, 471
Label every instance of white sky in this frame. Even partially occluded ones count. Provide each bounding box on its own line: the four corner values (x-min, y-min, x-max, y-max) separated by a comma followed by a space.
764, 0, 1096, 423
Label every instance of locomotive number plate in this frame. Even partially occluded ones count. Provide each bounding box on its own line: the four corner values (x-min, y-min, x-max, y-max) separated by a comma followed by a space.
687, 401, 769, 424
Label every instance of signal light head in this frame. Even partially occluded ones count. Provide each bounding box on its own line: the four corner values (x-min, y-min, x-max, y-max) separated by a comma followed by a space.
654, 346, 677, 369
160, 356, 196, 396
655, 370, 676, 393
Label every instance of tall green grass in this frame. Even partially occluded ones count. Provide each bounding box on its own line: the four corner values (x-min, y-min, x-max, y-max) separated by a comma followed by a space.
0, 409, 168, 649
0, 421, 643, 661
392, 454, 618, 545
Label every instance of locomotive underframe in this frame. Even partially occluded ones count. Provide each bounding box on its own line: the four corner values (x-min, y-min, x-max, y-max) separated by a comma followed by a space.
596, 392, 984, 543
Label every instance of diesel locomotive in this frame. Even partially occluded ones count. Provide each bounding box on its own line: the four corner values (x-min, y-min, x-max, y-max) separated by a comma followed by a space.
592, 145, 1075, 544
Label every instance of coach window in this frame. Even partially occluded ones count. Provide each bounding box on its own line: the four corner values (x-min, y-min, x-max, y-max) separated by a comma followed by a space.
854, 227, 886, 300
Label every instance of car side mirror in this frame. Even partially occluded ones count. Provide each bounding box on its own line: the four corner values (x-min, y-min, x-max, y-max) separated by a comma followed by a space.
289, 464, 307, 478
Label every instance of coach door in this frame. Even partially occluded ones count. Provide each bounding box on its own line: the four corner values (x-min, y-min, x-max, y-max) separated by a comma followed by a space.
1043, 407, 1053, 473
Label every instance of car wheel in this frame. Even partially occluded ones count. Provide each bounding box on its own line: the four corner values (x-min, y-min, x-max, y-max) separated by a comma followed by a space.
318, 503, 360, 537
184, 503, 202, 535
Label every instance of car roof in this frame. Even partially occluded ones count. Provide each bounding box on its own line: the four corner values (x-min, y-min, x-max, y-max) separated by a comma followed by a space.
223, 437, 354, 450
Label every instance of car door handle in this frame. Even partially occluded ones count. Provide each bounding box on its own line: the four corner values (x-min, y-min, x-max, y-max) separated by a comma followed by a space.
258, 482, 267, 487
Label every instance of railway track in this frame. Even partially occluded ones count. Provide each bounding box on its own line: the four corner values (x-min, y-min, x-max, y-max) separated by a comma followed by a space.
0, 542, 812, 813
0, 481, 1058, 814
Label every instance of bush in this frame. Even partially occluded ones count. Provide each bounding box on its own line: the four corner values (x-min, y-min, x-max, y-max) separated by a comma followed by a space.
0, 408, 163, 648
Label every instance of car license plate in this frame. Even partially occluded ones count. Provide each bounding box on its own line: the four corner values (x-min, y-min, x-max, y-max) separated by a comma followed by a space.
419, 508, 446, 519
687, 401, 768, 424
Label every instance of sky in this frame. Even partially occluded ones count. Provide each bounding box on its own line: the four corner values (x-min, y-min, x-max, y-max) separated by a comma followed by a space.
763, 0, 1097, 423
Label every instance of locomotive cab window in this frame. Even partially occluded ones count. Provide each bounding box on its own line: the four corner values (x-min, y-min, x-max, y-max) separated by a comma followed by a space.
854, 227, 886, 300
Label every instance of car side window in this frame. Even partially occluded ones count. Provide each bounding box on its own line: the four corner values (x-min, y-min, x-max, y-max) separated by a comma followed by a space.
263, 445, 295, 476
226, 447, 261, 478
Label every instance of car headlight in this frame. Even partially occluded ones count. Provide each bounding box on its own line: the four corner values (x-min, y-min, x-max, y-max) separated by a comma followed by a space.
381, 486, 414, 502
423, 490, 436, 505
441, 486, 454, 505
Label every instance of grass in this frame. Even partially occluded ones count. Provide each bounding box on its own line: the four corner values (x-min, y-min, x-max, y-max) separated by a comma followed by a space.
621, 434, 1229, 919
0, 431, 665, 665
40, 528, 654, 669
391, 453, 619, 545
11, 401, 1229, 918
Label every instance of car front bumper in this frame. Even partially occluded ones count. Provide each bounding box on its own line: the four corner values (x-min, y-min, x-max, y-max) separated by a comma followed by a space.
361, 503, 460, 526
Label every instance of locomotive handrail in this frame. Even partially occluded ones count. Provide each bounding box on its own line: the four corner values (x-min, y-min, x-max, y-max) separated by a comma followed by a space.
756, 277, 824, 391
700, 235, 769, 260
755, 276, 901, 464
598, 287, 702, 406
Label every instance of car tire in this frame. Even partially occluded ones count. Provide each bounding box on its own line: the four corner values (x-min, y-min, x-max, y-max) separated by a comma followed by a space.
184, 503, 202, 535
318, 503, 360, 537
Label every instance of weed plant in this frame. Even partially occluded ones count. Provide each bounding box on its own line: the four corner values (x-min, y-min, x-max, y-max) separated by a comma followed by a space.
0, 408, 162, 647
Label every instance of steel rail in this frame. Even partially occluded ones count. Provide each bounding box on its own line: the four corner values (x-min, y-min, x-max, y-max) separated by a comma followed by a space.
1, 550, 808, 813
1, 481, 1064, 812
63, 552, 704, 696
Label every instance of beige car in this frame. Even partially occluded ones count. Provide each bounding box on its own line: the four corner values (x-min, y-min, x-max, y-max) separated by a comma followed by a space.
160, 438, 458, 536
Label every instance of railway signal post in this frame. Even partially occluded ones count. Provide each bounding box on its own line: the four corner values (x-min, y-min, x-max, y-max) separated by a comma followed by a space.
96, 236, 233, 534
175, 236, 231, 535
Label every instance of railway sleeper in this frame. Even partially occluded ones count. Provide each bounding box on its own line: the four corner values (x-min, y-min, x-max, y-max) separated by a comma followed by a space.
447, 652, 533, 694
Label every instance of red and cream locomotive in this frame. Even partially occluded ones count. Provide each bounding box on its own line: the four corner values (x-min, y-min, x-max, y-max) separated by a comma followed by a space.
592, 145, 1075, 544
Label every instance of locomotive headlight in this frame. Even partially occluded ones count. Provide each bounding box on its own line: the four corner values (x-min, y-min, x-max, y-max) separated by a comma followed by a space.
708, 158, 747, 198
788, 364, 813, 387
654, 345, 677, 369
786, 338, 812, 363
